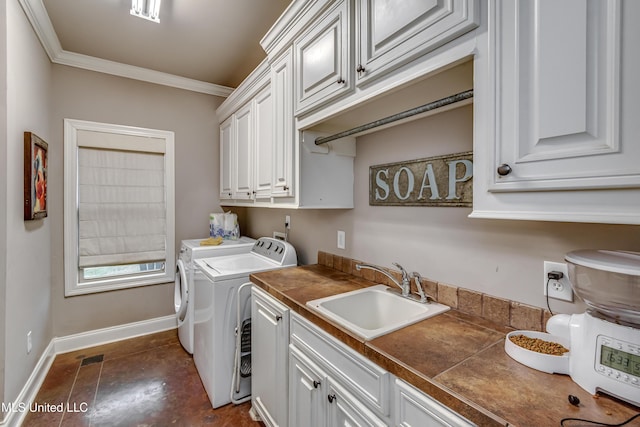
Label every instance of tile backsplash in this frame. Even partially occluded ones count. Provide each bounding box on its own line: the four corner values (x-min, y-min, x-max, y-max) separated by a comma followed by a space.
318, 251, 550, 332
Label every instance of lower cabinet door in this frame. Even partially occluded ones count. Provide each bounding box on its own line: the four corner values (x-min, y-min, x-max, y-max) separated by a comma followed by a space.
326, 378, 387, 427
251, 287, 290, 427
289, 346, 326, 427
395, 379, 476, 427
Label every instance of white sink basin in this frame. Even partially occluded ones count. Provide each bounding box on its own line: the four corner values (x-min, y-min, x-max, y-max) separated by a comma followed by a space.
306, 285, 450, 340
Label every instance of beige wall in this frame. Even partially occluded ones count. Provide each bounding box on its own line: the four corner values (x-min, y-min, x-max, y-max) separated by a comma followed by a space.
50, 65, 225, 336
3, 0, 53, 406
241, 103, 640, 314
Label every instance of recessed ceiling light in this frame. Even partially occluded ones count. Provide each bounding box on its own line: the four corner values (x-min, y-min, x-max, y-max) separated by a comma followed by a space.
130, 0, 161, 23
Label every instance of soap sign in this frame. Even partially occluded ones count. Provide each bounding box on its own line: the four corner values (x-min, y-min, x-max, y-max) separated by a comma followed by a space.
369, 151, 473, 207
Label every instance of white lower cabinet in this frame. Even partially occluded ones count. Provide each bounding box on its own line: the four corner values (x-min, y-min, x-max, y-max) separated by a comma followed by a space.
254, 291, 476, 427
289, 313, 389, 426
326, 378, 387, 427
289, 346, 387, 427
289, 346, 326, 427
395, 379, 475, 427
251, 286, 290, 427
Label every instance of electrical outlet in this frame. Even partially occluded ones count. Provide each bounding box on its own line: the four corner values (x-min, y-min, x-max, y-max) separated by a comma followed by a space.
543, 261, 573, 302
27, 331, 32, 354
285, 215, 291, 229
337, 230, 346, 249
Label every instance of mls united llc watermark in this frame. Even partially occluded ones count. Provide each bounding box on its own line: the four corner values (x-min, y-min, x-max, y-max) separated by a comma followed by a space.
2, 401, 88, 413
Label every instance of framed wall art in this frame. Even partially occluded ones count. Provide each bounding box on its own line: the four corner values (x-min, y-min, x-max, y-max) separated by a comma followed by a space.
24, 131, 48, 220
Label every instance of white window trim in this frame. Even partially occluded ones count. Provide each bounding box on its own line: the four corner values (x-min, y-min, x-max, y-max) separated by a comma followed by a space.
64, 118, 175, 296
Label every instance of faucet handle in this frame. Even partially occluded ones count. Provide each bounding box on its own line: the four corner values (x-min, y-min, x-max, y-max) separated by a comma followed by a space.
411, 272, 432, 303
392, 262, 410, 281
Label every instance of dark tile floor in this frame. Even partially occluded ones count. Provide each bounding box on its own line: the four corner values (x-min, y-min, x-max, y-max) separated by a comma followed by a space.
22, 329, 263, 426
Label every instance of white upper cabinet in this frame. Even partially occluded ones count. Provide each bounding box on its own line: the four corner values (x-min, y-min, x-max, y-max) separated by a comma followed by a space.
227, 0, 639, 221
472, 0, 640, 224
216, 61, 270, 205
219, 118, 233, 200
232, 103, 254, 200
356, 0, 479, 86
254, 85, 274, 199
290, 0, 478, 117
491, 0, 635, 191
271, 48, 295, 198
294, 0, 352, 115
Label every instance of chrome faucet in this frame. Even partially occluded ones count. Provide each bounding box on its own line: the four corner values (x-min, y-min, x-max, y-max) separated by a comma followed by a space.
355, 262, 411, 298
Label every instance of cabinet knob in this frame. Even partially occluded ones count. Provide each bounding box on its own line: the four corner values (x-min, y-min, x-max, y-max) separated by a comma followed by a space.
327, 394, 336, 403
337, 78, 345, 84
313, 380, 321, 389
497, 164, 512, 176
356, 64, 365, 73
283, 186, 289, 191
247, 192, 251, 196
228, 192, 232, 196
275, 315, 282, 322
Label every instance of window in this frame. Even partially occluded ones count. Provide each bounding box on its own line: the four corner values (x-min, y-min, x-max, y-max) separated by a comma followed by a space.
64, 119, 175, 296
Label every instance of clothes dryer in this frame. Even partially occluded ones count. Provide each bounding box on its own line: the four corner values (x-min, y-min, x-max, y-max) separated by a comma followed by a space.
175, 237, 255, 354
193, 237, 297, 408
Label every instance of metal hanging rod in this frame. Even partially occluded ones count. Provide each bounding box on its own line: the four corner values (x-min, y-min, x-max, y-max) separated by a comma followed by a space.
314, 89, 474, 145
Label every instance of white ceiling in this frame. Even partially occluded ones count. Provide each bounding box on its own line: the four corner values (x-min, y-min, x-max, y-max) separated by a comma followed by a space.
24, 0, 291, 95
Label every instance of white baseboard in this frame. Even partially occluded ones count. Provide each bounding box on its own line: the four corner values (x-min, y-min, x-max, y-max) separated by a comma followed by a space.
1, 341, 56, 427
54, 315, 177, 354
1, 315, 177, 427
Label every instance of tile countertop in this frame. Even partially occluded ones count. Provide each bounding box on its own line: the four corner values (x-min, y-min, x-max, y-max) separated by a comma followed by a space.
250, 264, 640, 427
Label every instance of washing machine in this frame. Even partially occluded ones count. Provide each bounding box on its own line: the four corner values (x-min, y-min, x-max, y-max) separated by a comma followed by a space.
174, 236, 255, 354
193, 237, 297, 408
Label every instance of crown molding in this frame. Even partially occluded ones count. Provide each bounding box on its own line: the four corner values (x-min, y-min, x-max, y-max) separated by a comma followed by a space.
216, 58, 270, 121
54, 50, 234, 97
18, 0, 234, 97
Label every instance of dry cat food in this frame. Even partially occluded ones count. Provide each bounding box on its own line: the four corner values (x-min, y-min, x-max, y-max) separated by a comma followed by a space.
509, 334, 569, 356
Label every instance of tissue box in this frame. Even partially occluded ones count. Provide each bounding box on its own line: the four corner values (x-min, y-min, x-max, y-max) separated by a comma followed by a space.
209, 212, 239, 240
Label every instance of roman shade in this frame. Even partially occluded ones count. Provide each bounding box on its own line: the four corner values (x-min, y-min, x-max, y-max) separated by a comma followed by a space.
77, 130, 167, 269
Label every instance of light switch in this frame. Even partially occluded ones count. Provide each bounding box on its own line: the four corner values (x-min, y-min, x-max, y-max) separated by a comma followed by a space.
337, 230, 345, 249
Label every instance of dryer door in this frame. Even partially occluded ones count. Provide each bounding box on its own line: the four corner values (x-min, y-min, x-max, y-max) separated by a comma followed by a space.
175, 259, 189, 323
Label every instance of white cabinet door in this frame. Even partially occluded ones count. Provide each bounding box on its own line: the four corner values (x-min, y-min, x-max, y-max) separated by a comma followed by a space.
326, 378, 388, 427
356, 0, 479, 86
232, 103, 254, 200
251, 287, 290, 427
490, 0, 636, 191
295, 0, 352, 114
271, 48, 294, 198
472, 0, 640, 224
254, 85, 274, 199
219, 117, 233, 199
395, 379, 475, 427
290, 309, 390, 415
289, 346, 326, 427
289, 344, 386, 427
